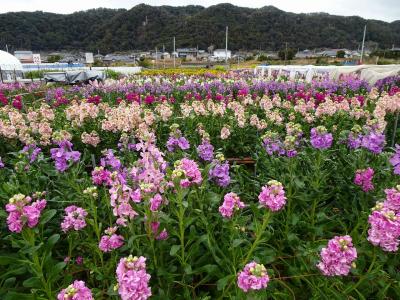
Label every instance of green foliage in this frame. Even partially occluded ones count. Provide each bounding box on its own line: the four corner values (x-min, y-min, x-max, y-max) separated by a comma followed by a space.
257, 54, 268, 62
0, 5, 398, 52
47, 55, 61, 63
24, 70, 45, 79
138, 58, 151, 68
104, 69, 121, 80
371, 49, 400, 59
337, 50, 346, 58
278, 48, 296, 61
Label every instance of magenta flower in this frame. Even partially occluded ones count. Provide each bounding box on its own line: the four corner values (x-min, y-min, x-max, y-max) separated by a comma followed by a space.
258, 180, 286, 212
5, 194, 46, 233
91, 166, 112, 186
219, 192, 245, 218
316, 235, 357, 276
57, 280, 93, 300
354, 168, 374, 192
0, 157, 4, 168
61, 205, 88, 233
116, 255, 152, 300
237, 261, 270, 292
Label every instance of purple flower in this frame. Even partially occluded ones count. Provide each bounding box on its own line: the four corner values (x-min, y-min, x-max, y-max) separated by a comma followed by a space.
0, 157, 4, 168
100, 149, 121, 170
166, 136, 190, 152
197, 139, 214, 161
50, 140, 81, 172
390, 144, 400, 175
310, 126, 333, 149
361, 131, 385, 154
317, 235, 357, 276
209, 161, 230, 187
21, 144, 41, 163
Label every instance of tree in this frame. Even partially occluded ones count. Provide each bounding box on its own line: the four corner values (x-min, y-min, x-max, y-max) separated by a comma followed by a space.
336, 50, 345, 58
278, 48, 296, 61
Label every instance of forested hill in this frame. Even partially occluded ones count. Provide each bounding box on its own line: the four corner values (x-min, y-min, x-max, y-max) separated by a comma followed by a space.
0, 3, 399, 52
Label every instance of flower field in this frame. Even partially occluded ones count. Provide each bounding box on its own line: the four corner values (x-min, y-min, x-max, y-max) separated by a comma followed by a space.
0, 72, 400, 299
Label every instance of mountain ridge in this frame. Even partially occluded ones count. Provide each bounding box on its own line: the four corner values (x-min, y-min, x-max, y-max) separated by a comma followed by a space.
0, 3, 398, 52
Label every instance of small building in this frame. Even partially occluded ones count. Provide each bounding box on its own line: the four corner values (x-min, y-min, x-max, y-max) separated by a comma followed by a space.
213, 49, 232, 60
14, 50, 33, 63
176, 48, 198, 58
295, 49, 315, 59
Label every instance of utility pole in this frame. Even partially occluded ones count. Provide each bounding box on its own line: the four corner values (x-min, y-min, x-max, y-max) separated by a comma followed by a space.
225, 26, 228, 64
163, 44, 165, 69
5, 44, 8, 53
155, 47, 158, 69
284, 42, 288, 65
360, 24, 367, 64
173, 36, 176, 68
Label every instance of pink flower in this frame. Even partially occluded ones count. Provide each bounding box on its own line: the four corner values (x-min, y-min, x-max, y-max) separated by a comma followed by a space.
151, 222, 169, 240
57, 280, 93, 300
116, 255, 151, 300
258, 180, 286, 211
5, 194, 47, 233
172, 158, 202, 188
368, 203, 400, 252
61, 205, 88, 233
354, 168, 374, 192
149, 193, 163, 211
384, 186, 400, 211
99, 227, 124, 252
316, 235, 357, 276
91, 166, 112, 186
237, 261, 270, 292
219, 192, 245, 218
76, 256, 84, 265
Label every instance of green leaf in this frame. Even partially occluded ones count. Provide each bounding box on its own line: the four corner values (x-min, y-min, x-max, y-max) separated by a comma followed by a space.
23, 277, 41, 288
217, 275, 232, 291
232, 239, 246, 247
169, 245, 181, 256
4, 292, 36, 300
40, 209, 57, 225
48, 262, 66, 279
0, 256, 18, 265
47, 234, 60, 248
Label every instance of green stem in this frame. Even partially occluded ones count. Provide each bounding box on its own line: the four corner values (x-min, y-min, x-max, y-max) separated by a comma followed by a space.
243, 210, 271, 265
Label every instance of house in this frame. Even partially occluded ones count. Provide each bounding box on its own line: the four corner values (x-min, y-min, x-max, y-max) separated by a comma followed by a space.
295, 49, 315, 59
177, 48, 198, 58
213, 49, 231, 60
14, 50, 33, 63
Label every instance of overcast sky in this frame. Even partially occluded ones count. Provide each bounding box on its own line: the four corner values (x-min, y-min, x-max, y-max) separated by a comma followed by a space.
0, 0, 398, 22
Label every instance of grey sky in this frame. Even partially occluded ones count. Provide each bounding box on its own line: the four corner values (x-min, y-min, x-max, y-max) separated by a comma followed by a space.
0, 0, 398, 22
